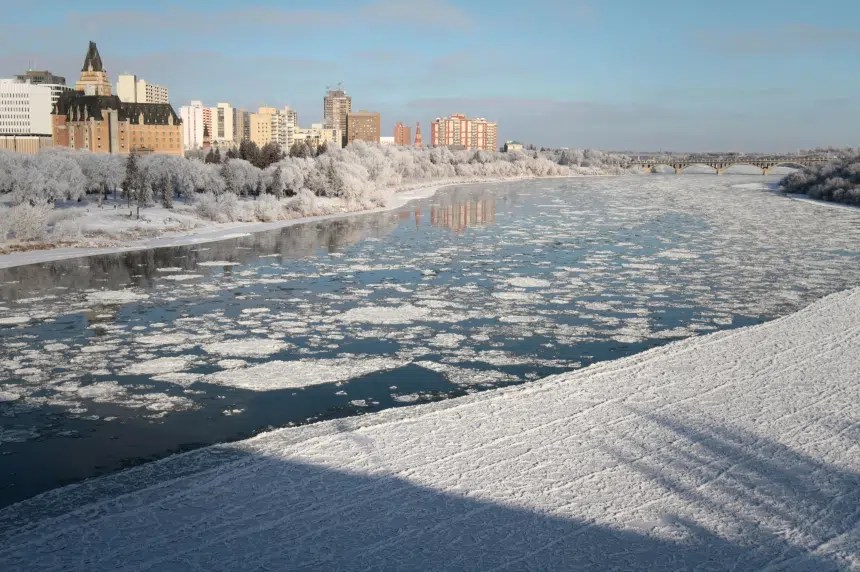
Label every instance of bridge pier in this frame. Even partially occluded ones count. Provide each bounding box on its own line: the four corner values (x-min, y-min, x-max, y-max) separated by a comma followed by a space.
762, 167, 771, 176
715, 168, 724, 176
674, 167, 681, 175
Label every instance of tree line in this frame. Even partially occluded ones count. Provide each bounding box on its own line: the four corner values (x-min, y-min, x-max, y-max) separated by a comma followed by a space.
780, 151, 860, 206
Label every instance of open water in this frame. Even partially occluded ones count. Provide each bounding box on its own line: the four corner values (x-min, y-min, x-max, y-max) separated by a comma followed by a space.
1, 174, 859, 507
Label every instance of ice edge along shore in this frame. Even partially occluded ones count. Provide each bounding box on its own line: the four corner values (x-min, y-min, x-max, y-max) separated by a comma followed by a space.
0, 175, 565, 270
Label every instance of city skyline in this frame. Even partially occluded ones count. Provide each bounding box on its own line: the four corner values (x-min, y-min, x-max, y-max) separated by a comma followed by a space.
0, 0, 858, 151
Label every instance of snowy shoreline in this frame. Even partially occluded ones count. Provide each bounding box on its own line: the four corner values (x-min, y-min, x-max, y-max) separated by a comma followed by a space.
0, 175, 571, 270
2, 285, 859, 569
785, 192, 860, 212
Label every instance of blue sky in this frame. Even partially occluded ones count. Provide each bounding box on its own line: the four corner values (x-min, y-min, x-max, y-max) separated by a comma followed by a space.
1, 0, 858, 151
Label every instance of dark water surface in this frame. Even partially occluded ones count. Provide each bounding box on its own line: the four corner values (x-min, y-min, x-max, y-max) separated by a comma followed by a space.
2, 175, 860, 507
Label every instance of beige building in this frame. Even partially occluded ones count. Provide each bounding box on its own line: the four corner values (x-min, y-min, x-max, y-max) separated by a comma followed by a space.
347, 111, 380, 145
430, 114, 498, 151
52, 42, 183, 156
324, 88, 351, 147
0, 136, 52, 153
249, 109, 273, 147
75, 42, 112, 96
250, 106, 296, 150
294, 123, 343, 150
117, 74, 169, 104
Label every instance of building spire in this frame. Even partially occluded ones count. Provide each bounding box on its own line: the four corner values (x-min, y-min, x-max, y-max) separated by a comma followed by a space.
81, 41, 104, 73
414, 121, 423, 148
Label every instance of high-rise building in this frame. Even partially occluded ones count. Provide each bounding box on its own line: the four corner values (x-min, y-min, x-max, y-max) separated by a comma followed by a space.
179, 100, 206, 150
233, 108, 249, 144
249, 108, 273, 147
430, 114, 497, 151
347, 111, 380, 145
0, 78, 54, 153
323, 88, 351, 147
394, 122, 411, 146
414, 121, 423, 148
116, 74, 169, 104
14, 70, 72, 108
250, 106, 296, 150
211, 102, 234, 148
74, 41, 112, 96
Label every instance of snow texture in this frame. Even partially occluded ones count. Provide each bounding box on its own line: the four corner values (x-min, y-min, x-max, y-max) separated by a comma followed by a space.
3, 287, 859, 570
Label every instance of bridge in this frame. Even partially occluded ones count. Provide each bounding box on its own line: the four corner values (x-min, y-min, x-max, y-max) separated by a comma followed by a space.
626, 156, 829, 175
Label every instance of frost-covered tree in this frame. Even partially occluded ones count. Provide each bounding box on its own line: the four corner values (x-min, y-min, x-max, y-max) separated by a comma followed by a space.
780, 153, 860, 206
269, 165, 284, 198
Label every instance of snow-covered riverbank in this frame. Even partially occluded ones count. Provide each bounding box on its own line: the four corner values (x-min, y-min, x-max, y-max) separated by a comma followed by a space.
2, 285, 858, 570
0, 175, 550, 269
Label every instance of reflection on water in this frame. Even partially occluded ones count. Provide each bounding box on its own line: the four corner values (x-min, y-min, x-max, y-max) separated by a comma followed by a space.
1, 176, 860, 508
430, 197, 497, 233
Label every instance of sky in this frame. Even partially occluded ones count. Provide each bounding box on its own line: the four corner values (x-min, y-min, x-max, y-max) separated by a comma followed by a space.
0, 0, 858, 152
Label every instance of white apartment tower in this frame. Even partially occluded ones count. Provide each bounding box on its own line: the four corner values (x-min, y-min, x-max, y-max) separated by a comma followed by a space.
117, 74, 169, 104
179, 100, 206, 150
0, 78, 53, 136
211, 102, 234, 147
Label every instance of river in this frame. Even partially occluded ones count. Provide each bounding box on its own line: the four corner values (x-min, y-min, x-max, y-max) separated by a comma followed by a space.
1, 174, 859, 507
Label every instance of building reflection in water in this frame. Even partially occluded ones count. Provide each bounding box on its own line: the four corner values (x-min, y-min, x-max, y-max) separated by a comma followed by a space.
429, 197, 497, 233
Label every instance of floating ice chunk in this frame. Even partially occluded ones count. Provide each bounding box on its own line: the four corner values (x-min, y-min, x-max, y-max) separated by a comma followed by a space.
77, 381, 126, 400
136, 333, 192, 346
0, 316, 32, 326
0, 390, 21, 402
429, 333, 466, 349
150, 373, 203, 386
80, 344, 120, 354
203, 339, 290, 358
656, 249, 699, 261
334, 305, 432, 325
499, 315, 541, 324
86, 290, 148, 304
161, 274, 204, 281
217, 359, 248, 369
0, 428, 40, 443
204, 357, 406, 391
492, 292, 536, 302
241, 308, 271, 315
44, 343, 70, 351
350, 399, 369, 407
156, 267, 184, 272
123, 356, 196, 376
392, 393, 421, 403
197, 261, 242, 267
504, 277, 551, 288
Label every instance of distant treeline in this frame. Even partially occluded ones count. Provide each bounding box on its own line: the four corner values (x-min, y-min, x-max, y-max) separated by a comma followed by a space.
781, 150, 860, 206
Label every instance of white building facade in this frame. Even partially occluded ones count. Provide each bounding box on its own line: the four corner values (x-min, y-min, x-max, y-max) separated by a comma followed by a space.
0, 79, 53, 136
211, 102, 234, 148
179, 100, 206, 150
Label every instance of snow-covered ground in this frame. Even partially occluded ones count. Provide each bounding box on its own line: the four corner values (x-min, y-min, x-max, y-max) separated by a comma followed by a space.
0, 176, 558, 269
786, 193, 860, 212
2, 286, 859, 571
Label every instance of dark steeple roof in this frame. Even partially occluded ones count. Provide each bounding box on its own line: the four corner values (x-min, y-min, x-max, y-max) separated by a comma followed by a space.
53, 91, 182, 126
81, 41, 104, 72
